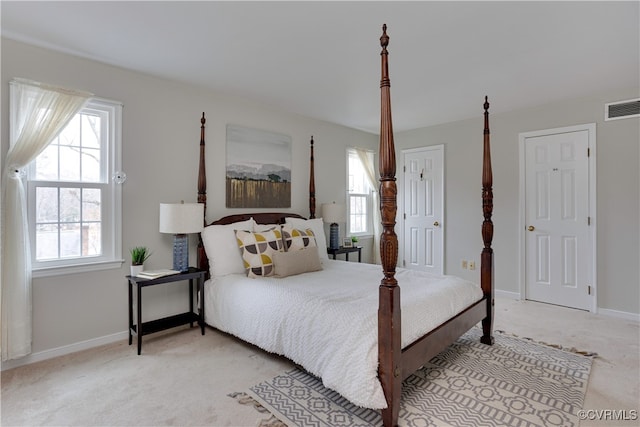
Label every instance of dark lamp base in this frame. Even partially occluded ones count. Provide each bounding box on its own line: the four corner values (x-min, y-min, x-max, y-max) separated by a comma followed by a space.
172, 234, 190, 272
329, 223, 340, 250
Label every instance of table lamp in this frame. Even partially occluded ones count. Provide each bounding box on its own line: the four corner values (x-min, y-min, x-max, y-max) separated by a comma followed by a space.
321, 202, 345, 250
159, 202, 204, 272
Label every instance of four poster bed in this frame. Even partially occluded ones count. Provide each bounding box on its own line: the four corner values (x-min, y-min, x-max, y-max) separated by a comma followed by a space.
196, 26, 494, 427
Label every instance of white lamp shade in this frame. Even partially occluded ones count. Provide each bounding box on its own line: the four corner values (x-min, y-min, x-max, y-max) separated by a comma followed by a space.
159, 203, 204, 234
321, 203, 345, 224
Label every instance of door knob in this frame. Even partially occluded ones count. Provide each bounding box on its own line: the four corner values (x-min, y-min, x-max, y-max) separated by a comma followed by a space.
433, 221, 440, 227
528, 225, 535, 231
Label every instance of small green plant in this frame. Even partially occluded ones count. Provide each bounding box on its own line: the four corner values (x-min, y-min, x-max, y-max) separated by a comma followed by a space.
351, 236, 359, 243
130, 246, 152, 265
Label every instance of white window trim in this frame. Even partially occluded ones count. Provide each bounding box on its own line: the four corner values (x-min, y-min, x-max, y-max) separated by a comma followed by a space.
32, 259, 124, 278
347, 193, 373, 237
27, 97, 124, 277
346, 148, 374, 238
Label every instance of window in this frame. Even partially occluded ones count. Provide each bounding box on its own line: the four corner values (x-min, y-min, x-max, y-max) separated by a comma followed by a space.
26, 98, 123, 276
347, 148, 374, 236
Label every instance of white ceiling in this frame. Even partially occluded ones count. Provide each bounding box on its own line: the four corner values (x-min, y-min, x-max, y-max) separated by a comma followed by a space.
2, 1, 638, 133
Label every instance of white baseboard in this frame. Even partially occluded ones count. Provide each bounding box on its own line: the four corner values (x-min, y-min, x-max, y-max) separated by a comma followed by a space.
494, 291, 639, 322
495, 290, 520, 300
597, 307, 640, 322
1, 330, 128, 371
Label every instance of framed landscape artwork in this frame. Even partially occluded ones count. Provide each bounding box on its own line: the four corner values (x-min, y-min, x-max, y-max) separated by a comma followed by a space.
226, 124, 292, 208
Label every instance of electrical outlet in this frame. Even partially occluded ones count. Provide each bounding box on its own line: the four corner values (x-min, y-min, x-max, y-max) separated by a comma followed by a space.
461, 260, 468, 269
468, 261, 476, 270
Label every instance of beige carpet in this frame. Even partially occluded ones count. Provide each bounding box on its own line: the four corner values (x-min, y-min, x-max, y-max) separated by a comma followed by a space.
1, 298, 638, 426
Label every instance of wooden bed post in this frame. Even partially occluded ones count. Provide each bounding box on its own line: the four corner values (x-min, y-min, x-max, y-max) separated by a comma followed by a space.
198, 112, 207, 224
377, 24, 401, 427
309, 136, 316, 219
197, 112, 208, 276
480, 97, 495, 345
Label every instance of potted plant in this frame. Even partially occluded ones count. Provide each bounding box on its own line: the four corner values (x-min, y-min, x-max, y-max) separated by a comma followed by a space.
130, 246, 151, 276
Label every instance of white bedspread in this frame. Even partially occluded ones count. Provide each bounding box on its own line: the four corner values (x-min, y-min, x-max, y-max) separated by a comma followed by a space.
204, 259, 483, 409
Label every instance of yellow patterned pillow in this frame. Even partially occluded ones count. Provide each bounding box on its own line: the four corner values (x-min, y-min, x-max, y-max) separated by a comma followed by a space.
235, 229, 284, 278
282, 226, 317, 252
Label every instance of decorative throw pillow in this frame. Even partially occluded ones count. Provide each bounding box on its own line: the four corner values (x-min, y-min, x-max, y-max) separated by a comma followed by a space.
200, 218, 255, 277
281, 226, 317, 252
273, 246, 323, 277
285, 217, 329, 262
235, 229, 284, 278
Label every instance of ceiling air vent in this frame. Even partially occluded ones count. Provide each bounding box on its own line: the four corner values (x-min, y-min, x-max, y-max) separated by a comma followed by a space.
605, 98, 640, 121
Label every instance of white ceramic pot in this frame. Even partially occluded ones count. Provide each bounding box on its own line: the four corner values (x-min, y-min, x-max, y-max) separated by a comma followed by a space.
130, 265, 144, 277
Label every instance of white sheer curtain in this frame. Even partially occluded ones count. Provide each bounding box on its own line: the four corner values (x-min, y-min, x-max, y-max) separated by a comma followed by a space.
355, 148, 381, 265
1, 79, 91, 361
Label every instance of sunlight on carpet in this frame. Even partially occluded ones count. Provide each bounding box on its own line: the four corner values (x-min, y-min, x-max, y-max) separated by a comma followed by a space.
231, 329, 594, 427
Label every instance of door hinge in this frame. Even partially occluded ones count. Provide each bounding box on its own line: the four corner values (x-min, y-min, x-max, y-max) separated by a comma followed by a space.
587, 148, 590, 157
404, 213, 406, 220
588, 216, 591, 226
404, 165, 406, 172
587, 285, 592, 295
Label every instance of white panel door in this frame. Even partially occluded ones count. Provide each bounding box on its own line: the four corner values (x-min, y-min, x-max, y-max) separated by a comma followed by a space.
403, 146, 443, 275
524, 129, 592, 310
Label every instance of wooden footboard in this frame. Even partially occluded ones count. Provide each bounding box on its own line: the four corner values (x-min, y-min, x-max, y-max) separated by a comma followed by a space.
401, 300, 488, 380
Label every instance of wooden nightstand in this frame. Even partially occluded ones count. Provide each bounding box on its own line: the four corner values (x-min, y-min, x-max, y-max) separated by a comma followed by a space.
327, 246, 362, 262
127, 267, 206, 355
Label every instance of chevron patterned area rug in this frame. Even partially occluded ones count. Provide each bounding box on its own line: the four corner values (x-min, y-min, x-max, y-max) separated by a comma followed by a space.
237, 328, 594, 427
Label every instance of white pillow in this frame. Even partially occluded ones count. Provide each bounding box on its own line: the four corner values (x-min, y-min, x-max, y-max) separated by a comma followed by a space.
200, 218, 255, 277
284, 217, 329, 263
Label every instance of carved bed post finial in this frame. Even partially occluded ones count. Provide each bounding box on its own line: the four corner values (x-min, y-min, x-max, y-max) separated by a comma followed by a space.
309, 136, 316, 219
197, 112, 207, 225
377, 24, 401, 427
380, 24, 389, 50
481, 97, 495, 345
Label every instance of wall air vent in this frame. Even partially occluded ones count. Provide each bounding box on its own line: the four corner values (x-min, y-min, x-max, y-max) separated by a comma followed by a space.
605, 98, 640, 121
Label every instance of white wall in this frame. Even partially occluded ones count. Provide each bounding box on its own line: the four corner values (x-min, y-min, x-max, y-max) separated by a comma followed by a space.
1, 38, 377, 357
395, 88, 640, 316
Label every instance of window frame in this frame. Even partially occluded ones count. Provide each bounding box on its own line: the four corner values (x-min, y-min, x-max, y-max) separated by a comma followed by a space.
26, 97, 123, 277
346, 148, 374, 237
